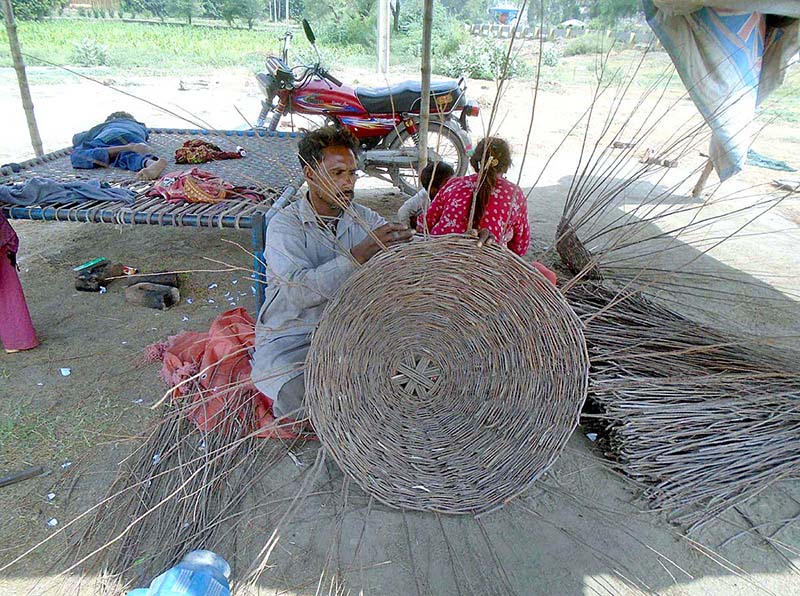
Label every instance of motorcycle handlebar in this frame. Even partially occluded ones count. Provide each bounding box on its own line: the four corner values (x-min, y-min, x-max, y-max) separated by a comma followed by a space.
321, 69, 342, 87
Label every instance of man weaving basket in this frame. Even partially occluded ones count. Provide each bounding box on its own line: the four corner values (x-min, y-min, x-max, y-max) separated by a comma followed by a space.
251, 127, 414, 420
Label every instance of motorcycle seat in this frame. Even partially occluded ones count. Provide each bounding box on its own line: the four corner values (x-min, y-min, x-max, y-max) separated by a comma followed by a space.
356, 80, 465, 115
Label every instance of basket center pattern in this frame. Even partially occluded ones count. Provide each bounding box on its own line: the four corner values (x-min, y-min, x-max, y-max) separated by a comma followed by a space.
392, 355, 442, 398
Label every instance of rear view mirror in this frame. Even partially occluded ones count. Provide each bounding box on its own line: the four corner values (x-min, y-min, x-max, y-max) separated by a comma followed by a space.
302, 19, 316, 45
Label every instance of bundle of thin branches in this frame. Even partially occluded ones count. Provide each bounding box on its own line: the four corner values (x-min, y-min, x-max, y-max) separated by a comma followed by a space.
50, 394, 292, 595
568, 283, 800, 532
550, 46, 799, 316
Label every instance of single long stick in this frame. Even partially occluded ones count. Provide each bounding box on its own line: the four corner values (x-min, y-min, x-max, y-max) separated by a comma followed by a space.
417, 0, 433, 171
1, 0, 43, 157
0, 465, 46, 489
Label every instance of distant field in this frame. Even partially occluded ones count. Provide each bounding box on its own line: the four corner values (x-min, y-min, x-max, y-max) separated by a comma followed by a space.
2, 19, 798, 124
0, 19, 378, 74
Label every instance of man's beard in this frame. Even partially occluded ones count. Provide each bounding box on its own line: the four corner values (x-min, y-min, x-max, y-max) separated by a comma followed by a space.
328, 190, 354, 211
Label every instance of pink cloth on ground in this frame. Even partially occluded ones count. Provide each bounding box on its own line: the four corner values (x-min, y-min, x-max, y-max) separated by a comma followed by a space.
0, 214, 38, 351
145, 307, 312, 440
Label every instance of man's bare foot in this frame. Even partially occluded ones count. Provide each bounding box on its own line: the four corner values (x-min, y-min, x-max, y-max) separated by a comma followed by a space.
136, 158, 167, 181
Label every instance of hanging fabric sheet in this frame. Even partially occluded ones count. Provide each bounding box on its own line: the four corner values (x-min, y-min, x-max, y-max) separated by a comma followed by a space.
645, 1, 800, 180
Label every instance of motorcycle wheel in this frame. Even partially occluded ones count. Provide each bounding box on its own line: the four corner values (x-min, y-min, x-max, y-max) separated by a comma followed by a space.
388, 121, 468, 195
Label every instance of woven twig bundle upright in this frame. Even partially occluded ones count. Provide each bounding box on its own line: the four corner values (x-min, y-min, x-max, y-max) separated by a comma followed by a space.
307, 236, 589, 514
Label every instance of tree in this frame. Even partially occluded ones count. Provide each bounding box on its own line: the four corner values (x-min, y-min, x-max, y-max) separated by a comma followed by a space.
167, 0, 200, 22
527, 0, 580, 27
7, 0, 55, 20
142, 0, 168, 20
391, 0, 400, 32
219, 0, 239, 25
439, 0, 488, 24
596, 0, 641, 25
236, 0, 263, 29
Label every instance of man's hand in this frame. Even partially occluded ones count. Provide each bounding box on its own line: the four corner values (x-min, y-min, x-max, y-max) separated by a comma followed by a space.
351, 223, 413, 264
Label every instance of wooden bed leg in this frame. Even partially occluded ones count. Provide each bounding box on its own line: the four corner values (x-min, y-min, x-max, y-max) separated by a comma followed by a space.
252, 211, 266, 315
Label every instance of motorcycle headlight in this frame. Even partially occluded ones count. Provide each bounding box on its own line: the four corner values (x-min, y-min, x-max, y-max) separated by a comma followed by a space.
256, 72, 276, 98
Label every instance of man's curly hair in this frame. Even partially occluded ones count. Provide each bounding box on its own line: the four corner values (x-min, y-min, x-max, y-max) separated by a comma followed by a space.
105, 111, 136, 122
298, 126, 360, 168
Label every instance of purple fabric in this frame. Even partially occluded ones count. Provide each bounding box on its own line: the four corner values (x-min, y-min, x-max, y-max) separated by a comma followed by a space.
0, 213, 38, 351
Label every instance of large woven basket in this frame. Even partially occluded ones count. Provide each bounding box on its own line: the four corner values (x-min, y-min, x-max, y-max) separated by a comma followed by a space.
306, 235, 589, 514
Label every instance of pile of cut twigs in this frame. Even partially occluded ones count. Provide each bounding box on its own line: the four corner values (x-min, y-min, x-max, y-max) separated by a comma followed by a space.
52, 398, 293, 594
568, 283, 800, 531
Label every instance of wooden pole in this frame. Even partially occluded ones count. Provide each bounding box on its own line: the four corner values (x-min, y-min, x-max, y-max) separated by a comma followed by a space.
418, 0, 433, 171
377, 0, 390, 75
692, 158, 714, 199
2, 0, 44, 158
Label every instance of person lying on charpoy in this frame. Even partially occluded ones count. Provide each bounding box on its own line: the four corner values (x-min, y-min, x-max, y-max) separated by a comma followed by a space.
70, 111, 167, 180
417, 136, 557, 286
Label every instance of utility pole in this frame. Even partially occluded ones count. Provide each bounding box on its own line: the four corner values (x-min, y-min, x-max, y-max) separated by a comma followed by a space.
2, 0, 44, 157
377, 0, 391, 75
418, 0, 433, 170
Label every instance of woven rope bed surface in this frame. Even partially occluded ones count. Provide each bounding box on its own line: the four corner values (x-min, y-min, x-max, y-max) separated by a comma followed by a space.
1, 130, 304, 229
307, 236, 590, 514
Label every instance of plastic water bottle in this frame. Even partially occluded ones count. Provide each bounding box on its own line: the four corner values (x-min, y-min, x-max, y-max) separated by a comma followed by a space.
127, 550, 231, 596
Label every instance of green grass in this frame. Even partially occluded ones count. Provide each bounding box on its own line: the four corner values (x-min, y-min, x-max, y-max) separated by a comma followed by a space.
0, 19, 282, 73
0, 379, 141, 467
757, 67, 800, 125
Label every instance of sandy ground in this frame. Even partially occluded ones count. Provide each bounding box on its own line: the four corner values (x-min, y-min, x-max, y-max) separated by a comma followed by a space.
1, 56, 800, 595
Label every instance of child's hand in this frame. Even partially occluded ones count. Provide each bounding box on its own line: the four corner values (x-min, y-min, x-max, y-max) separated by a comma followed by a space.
476, 228, 494, 248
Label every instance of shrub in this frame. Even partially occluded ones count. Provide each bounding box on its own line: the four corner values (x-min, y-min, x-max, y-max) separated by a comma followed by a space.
77, 6, 87, 16
433, 19, 467, 59
71, 38, 109, 66
563, 33, 609, 57
541, 45, 560, 67
435, 37, 529, 81
120, 0, 150, 17
142, 0, 168, 19
219, 0, 238, 26
318, 13, 375, 49
236, 0, 263, 29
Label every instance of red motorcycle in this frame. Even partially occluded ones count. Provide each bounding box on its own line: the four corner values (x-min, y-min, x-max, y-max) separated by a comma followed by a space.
255, 20, 480, 194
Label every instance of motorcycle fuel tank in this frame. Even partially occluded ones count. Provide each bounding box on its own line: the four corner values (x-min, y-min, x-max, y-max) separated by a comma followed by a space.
292, 79, 367, 116
291, 80, 399, 138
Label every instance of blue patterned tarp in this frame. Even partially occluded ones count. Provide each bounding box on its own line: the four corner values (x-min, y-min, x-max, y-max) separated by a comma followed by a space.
644, 1, 799, 180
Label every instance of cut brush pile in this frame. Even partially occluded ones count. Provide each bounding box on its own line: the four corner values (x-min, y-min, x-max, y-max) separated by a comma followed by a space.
569, 283, 800, 532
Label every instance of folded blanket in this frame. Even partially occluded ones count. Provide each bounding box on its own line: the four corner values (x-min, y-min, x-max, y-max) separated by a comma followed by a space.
0, 178, 136, 206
